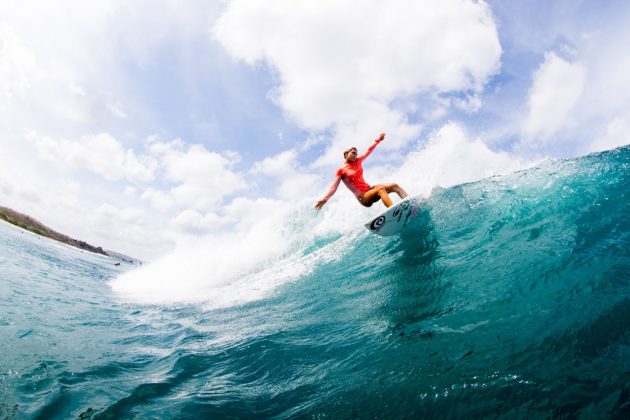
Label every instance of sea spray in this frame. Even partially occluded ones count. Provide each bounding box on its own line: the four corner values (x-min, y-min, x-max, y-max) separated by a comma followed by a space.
109, 193, 368, 309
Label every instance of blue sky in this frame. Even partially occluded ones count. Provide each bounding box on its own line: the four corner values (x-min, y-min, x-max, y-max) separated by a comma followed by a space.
1, 0, 629, 260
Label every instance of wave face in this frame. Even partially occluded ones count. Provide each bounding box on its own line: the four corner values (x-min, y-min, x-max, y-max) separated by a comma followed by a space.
1, 146, 629, 418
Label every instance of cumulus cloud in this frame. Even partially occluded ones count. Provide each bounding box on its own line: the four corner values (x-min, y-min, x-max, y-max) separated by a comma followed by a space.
107, 102, 128, 119
214, 0, 502, 162
171, 209, 232, 235
453, 94, 483, 114
523, 52, 586, 144
95, 203, 144, 224
574, 24, 630, 153
313, 107, 424, 167
0, 143, 45, 206
32, 133, 157, 182
252, 149, 320, 200
148, 140, 248, 212
0, 24, 39, 111
0, 0, 217, 122
0, 1, 244, 260
253, 150, 297, 177
588, 117, 630, 153
28, 132, 248, 214
89, 203, 176, 259
23, 130, 249, 252
0, 10, 106, 124
215, 0, 501, 127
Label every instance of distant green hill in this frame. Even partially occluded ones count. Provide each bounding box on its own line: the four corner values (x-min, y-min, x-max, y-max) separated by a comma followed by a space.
0, 206, 108, 256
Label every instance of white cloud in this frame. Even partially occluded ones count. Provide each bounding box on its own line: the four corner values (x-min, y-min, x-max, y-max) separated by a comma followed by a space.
253, 150, 297, 177
0, 1, 244, 260
0, 16, 100, 124
215, 0, 501, 126
0, 136, 165, 260
149, 141, 248, 212
252, 149, 320, 200
4, 129, 250, 258
484, 8, 630, 155
28, 132, 249, 215
171, 209, 232, 235
314, 106, 424, 167
0, 24, 39, 111
0, 0, 224, 132
572, 24, 630, 153
107, 102, 128, 119
523, 52, 586, 144
0, 160, 43, 206
588, 117, 630, 153
141, 188, 174, 212
160, 144, 240, 186
96, 203, 144, 224
454, 94, 483, 114
214, 0, 502, 160
32, 133, 157, 182
89, 203, 174, 259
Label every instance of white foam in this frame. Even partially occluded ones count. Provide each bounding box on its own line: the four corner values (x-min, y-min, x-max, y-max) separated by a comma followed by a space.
109, 197, 363, 309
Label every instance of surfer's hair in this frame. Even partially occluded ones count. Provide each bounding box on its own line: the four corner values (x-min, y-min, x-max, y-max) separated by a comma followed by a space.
344, 147, 357, 159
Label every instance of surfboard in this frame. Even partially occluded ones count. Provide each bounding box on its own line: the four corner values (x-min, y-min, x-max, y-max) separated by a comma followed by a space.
364, 196, 422, 236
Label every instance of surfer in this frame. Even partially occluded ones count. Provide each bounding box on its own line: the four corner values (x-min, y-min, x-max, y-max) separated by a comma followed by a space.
314, 133, 408, 211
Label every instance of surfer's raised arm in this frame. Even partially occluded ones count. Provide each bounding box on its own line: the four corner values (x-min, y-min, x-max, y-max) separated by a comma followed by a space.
358, 133, 385, 161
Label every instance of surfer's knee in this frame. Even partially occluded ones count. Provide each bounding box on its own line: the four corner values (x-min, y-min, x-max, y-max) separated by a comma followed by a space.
372, 185, 385, 193
388, 183, 408, 198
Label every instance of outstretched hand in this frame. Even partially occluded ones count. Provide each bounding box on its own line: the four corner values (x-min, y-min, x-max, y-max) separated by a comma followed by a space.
314, 199, 327, 211
377, 132, 385, 142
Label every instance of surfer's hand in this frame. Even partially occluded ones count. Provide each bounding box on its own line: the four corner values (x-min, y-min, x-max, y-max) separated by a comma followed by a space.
377, 133, 385, 142
314, 198, 327, 211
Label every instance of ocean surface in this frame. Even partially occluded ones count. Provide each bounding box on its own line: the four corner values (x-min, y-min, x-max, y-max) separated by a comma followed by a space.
1, 146, 629, 419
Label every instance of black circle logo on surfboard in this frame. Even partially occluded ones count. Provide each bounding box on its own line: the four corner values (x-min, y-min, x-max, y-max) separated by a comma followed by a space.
370, 216, 386, 231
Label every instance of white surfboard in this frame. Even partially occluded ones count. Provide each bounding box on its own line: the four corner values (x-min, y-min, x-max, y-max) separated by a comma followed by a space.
364, 196, 422, 236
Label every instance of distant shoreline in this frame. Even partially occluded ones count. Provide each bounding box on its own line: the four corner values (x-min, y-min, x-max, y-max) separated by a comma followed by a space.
0, 205, 139, 263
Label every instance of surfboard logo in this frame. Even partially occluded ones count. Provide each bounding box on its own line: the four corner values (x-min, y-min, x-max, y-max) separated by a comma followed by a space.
392, 200, 409, 220
364, 196, 422, 236
369, 216, 386, 231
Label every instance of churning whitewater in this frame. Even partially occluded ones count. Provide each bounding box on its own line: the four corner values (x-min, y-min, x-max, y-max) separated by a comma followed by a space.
1, 146, 628, 418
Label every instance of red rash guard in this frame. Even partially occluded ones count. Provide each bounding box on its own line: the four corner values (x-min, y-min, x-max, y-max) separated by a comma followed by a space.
323, 139, 381, 201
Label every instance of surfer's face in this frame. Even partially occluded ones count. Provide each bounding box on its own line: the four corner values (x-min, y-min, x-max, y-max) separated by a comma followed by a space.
344, 148, 357, 162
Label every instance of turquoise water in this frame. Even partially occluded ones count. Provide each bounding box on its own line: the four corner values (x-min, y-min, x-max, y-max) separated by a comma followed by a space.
1, 146, 629, 418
